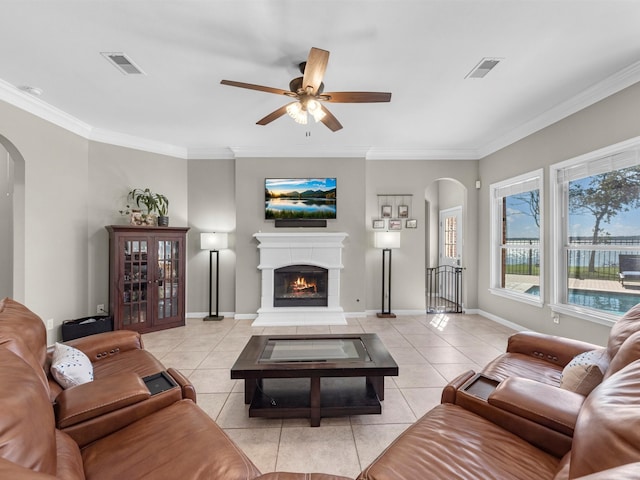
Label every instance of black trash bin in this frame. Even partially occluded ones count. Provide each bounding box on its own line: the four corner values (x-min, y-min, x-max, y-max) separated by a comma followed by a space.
61, 315, 113, 342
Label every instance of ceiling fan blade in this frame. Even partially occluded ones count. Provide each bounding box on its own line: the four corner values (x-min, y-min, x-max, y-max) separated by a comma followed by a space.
319, 105, 343, 132
302, 47, 329, 95
221, 80, 293, 96
256, 104, 292, 126
323, 91, 392, 103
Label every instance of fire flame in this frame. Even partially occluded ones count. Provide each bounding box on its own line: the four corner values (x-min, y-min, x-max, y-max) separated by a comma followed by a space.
291, 276, 317, 293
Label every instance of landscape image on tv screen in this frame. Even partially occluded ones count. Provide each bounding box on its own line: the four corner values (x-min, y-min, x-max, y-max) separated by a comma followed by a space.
265, 178, 337, 220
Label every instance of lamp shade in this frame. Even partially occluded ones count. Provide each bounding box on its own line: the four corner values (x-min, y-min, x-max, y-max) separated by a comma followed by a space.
201, 232, 228, 251
374, 231, 401, 249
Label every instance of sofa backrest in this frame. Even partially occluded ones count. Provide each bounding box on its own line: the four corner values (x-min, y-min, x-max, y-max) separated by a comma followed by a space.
604, 330, 640, 380
607, 303, 640, 359
569, 358, 640, 478
0, 298, 49, 390
0, 347, 57, 475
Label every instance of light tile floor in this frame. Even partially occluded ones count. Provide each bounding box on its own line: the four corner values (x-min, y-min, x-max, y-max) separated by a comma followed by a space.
142, 313, 516, 478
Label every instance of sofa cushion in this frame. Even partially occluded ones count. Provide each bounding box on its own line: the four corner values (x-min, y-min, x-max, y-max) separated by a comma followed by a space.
357, 403, 559, 480
604, 330, 640, 380
559, 348, 608, 395
482, 352, 563, 386
51, 343, 94, 389
0, 347, 57, 475
81, 399, 261, 480
606, 303, 640, 359
570, 359, 640, 478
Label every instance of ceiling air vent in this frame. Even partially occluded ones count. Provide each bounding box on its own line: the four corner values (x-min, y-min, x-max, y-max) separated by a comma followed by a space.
465, 57, 502, 79
101, 52, 146, 75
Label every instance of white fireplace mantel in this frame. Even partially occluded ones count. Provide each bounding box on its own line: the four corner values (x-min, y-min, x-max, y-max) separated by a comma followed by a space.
252, 232, 348, 326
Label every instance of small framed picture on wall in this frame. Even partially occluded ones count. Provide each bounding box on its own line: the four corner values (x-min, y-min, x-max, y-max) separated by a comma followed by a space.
388, 219, 402, 230
381, 205, 392, 218
372, 219, 385, 229
398, 205, 409, 218
406, 219, 418, 229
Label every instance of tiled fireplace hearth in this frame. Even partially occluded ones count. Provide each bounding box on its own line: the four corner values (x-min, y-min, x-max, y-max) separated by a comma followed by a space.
252, 232, 348, 326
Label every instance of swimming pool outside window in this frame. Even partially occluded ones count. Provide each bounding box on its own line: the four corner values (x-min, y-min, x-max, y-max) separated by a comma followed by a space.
551, 137, 640, 325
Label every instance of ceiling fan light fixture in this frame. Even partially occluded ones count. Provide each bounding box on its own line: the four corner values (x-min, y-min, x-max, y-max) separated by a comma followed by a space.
286, 102, 308, 124
306, 99, 326, 122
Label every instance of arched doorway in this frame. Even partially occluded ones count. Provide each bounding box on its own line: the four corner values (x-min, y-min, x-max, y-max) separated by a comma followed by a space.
0, 134, 25, 301
425, 178, 466, 312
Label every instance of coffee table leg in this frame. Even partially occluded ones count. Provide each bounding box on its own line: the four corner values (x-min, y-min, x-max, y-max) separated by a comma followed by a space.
367, 376, 385, 401
245, 378, 258, 404
310, 377, 321, 427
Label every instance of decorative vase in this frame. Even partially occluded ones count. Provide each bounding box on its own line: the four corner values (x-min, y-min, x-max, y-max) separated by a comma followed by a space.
157, 216, 169, 227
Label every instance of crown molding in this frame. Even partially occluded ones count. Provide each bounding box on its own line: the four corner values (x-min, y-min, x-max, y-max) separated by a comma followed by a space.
187, 147, 236, 160
89, 128, 188, 159
478, 59, 640, 158
230, 145, 369, 158
0, 79, 92, 138
365, 147, 480, 160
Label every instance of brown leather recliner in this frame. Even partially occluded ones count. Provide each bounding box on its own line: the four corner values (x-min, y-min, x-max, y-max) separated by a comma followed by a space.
357, 358, 640, 480
443, 303, 640, 403
0, 297, 195, 402
0, 298, 349, 480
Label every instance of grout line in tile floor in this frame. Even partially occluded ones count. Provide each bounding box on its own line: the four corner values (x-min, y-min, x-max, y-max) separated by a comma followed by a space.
142, 313, 514, 477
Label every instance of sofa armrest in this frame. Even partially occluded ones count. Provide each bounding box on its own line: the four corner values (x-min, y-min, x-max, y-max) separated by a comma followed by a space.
55, 372, 150, 428
63, 330, 143, 362
488, 376, 585, 436
58, 375, 183, 447
506, 331, 600, 367
440, 369, 476, 404
167, 367, 196, 402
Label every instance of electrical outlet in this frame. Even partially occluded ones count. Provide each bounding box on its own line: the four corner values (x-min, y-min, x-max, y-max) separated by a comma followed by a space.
552, 314, 560, 324
97, 304, 106, 314
46, 318, 54, 330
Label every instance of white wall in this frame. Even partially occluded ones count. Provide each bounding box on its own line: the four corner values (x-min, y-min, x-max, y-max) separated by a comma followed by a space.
366, 160, 479, 312
186, 159, 236, 315
478, 81, 640, 345
233, 157, 367, 316
0, 144, 12, 298
0, 100, 89, 343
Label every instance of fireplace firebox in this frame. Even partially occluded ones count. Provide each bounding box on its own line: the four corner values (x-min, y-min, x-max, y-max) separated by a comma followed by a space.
274, 265, 328, 307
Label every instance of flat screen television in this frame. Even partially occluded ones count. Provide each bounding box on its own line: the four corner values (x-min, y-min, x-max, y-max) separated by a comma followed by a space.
265, 178, 337, 220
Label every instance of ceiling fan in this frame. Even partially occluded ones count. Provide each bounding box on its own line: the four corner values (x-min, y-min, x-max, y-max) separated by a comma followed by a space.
220, 47, 391, 132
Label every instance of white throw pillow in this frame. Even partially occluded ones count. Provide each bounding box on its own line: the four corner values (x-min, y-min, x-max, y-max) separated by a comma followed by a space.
50, 342, 94, 389
560, 348, 609, 396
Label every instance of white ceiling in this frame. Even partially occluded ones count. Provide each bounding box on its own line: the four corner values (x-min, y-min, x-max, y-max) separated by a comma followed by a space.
1, 1, 640, 159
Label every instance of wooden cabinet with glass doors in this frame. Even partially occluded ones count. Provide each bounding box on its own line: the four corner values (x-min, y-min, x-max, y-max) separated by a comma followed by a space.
106, 226, 189, 334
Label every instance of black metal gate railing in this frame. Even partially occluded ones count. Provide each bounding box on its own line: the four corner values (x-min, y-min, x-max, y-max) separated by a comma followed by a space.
426, 265, 463, 313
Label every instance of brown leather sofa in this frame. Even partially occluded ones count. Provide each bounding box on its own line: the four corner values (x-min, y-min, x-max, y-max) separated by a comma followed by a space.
4, 294, 640, 479
0, 297, 349, 480
357, 357, 640, 480
471, 303, 640, 389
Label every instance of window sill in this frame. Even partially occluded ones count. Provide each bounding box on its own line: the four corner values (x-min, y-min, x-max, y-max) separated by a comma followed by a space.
549, 303, 617, 327
489, 288, 544, 307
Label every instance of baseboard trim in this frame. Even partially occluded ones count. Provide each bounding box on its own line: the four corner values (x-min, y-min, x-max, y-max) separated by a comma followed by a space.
475, 309, 528, 332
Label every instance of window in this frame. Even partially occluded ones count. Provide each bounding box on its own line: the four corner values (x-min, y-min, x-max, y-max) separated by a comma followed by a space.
551, 137, 640, 325
490, 169, 543, 306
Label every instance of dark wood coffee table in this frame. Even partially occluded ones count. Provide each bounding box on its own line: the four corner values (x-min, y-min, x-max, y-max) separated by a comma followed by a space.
230, 334, 398, 426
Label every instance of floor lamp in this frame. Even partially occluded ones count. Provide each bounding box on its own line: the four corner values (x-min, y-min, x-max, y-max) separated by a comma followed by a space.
375, 231, 401, 318
201, 232, 228, 321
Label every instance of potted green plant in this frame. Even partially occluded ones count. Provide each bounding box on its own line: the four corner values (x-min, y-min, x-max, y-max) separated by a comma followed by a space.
127, 188, 170, 226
